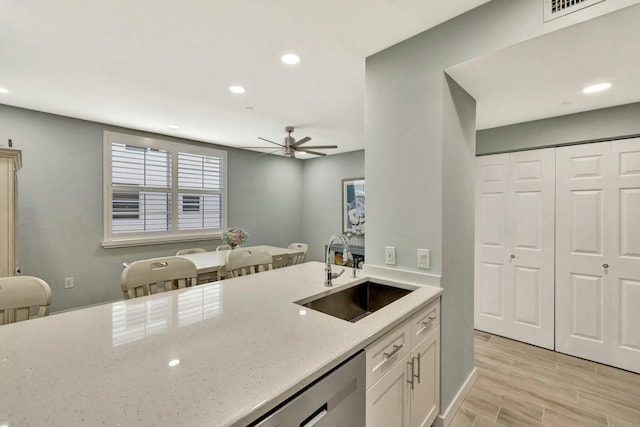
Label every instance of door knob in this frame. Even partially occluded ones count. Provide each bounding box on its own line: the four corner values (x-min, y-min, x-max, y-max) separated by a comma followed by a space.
603, 263, 609, 269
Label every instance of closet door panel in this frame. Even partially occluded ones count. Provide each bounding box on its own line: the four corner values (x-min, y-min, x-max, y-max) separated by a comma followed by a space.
475, 154, 510, 332
475, 149, 555, 349
609, 138, 640, 372
556, 142, 611, 361
507, 149, 555, 349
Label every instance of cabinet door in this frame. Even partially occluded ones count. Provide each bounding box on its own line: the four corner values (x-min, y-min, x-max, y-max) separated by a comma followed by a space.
409, 328, 440, 427
366, 355, 411, 427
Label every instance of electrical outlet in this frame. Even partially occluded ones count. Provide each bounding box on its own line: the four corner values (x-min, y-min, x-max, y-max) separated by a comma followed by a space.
417, 249, 430, 269
64, 277, 74, 289
384, 246, 396, 265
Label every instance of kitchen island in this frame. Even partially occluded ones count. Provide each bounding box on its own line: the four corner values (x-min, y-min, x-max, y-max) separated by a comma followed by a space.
0, 261, 441, 426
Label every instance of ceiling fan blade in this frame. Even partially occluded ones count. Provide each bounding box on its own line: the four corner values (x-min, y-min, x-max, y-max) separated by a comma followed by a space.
258, 137, 285, 147
244, 146, 281, 149
295, 145, 337, 150
298, 149, 327, 157
256, 149, 282, 157
291, 136, 311, 147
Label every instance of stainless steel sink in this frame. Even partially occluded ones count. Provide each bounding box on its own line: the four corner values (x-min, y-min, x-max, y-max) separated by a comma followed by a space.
297, 281, 414, 323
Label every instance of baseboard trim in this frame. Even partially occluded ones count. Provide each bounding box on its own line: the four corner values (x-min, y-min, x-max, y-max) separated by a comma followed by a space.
433, 366, 478, 427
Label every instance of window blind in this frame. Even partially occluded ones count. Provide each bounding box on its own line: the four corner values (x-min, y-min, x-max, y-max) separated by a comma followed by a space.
104, 132, 227, 246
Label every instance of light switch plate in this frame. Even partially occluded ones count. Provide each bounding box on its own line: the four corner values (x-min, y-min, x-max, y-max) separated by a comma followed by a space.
417, 249, 430, 269
384, 246, 396, 265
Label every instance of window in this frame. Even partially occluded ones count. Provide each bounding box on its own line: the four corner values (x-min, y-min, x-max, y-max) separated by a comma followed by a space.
103, 131, 227, 247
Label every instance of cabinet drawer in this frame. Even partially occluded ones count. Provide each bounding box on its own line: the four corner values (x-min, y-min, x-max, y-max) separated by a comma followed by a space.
409, 299, 440, 349
365, 321, 411, 390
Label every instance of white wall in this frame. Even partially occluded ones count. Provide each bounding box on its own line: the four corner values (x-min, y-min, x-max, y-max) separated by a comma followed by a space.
0, 104, 303, 312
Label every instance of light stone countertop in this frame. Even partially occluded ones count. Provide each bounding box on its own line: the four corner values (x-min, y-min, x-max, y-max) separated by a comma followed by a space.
0, 261, 442, 427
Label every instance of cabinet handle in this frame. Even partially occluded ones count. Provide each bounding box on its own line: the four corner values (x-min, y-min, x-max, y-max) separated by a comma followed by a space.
419, 316, 436, 333
510, 254, 516, 259
383, 344, 404, 360
413, 353, 421, 384
603, 263, 609, 269
407, 359, 415, 390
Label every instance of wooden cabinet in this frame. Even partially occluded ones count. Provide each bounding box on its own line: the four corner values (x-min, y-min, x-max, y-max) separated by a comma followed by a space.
366, 299, 440, 427
0, 148, 21, 278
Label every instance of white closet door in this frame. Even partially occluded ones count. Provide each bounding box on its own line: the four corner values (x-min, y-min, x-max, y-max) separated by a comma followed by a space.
475, 149, 555, 349
507, 149, 555, 349
475, 154, 511, 339
556, 142, 611, 361
556, 138, 640, 373
609, 139, 640, 372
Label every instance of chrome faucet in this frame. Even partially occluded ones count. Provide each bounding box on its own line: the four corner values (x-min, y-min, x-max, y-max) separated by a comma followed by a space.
325, 233, 354, 287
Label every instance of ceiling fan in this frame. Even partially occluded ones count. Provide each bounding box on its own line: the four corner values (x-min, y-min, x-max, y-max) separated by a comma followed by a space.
248, 126, 337, 158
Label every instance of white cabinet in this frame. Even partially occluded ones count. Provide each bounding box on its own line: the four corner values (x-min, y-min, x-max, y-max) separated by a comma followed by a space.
475, 149, 555, 349
0, 148, 21, 278
366, 299, 440, 427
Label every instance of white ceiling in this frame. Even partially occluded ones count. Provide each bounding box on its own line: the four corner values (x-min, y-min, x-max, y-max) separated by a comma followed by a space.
3, 2, 637, 154
0, 0, 489, 156
448, 2, 640, 130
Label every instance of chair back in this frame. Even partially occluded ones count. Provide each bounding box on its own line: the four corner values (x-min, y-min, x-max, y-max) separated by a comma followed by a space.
271, 253, 291, 269
121, 256, 197, 299
288, 242, 309, 264
216, 244, 231, 251
0, 276, 52, 325
225, 248, 272, 278
176, 248, 206, 255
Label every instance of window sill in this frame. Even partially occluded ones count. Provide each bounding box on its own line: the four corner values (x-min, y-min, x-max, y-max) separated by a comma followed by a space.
102, 233, 222, 249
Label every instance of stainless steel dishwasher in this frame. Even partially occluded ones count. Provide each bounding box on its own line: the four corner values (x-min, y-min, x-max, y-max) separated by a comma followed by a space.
249, 350, 365, 427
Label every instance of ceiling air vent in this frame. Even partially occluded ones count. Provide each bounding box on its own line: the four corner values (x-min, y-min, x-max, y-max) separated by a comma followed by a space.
544, 0, 606, 22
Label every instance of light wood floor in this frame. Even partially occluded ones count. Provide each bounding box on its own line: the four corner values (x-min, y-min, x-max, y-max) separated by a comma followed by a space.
450, 331, 640, 427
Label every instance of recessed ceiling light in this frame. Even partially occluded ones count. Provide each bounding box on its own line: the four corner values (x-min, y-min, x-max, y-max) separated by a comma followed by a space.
168, 359, 180, 367
0, 88, 8, 94
281, 53, 301, 65
229, 85, 246, 94
167, 124, 180, 130
582, 81, 613, 94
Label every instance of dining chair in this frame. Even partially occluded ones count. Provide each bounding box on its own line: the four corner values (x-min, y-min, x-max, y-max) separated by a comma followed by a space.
176, 248, 207, 255
0, 276, 52, 325
216, 244, 231, 251
271, 253, 291, 269
225, 248, 272, 278
121, 256, 198, 299
288, 242, 309, 264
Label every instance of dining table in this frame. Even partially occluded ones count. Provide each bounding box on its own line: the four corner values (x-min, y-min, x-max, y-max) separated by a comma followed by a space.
177, 245, 304, 275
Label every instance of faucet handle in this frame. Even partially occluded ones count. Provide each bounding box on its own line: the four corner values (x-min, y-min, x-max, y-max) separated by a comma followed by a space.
331, 269, 345, 279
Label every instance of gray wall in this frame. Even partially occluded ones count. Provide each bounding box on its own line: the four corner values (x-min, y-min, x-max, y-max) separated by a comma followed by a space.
301, 150, 364, 262
477, 102, 640, 155
441, 74, 477, 409
364, 0, 633, 413
0, 104, 303, 312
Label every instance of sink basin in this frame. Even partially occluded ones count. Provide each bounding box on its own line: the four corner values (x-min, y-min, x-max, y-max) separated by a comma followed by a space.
297, 281, 414, 322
